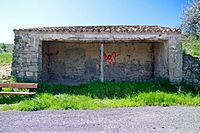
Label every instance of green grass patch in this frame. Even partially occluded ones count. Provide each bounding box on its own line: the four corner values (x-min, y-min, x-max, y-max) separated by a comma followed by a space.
1, 92, 200, 111
0, 80, 199, 111
37, 80, 200, 98
0, 52, 12, 66
0, 95, 32, 104
1, 88, 13, 92
182, 40, 200, 56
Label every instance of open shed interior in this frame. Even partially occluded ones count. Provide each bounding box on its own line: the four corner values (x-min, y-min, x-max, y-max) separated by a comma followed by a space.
42, 41, 168, 84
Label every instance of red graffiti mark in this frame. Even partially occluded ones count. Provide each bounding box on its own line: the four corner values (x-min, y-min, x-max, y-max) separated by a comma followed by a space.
104, 51, 120, 64
96, 51, 120, 65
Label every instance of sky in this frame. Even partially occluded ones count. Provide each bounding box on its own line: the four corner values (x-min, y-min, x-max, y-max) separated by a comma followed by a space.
0, 0, 187, 44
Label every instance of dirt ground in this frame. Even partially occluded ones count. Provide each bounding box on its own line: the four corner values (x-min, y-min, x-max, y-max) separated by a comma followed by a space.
0, 64, 11, 79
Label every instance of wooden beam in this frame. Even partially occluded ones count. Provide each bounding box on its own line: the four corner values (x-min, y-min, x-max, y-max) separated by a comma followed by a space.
0, 83, 38, 88
0, 92, 36, 95
100, 42, 104, 82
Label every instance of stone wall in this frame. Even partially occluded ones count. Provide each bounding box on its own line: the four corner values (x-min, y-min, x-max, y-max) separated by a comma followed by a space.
41, 41, 168, 84
183, 54, 200, 85
104, 42, 154, 81
153, 42, 169, 78
42, 42, 100, 84
12, 34, 39, 81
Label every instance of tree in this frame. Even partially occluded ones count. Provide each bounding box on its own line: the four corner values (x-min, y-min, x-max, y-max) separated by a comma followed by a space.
180, 0, 200, 39
0, 43, 8, 52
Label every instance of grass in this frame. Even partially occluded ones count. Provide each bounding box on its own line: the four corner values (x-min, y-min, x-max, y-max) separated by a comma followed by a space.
0, 52, 12, 66
37, 80, 200, 97
182, 40, 200, 56
0, 80, 200, 111
1, 92, 200, 111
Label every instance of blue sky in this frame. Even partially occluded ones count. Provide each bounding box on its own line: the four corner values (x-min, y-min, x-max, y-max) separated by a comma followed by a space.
0, 0, 187, 43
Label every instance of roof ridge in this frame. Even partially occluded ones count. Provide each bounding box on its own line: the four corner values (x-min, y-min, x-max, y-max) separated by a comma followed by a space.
13, 25, 181, 34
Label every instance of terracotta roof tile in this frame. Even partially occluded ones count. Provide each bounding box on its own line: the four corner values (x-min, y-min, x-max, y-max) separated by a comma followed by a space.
14, 25, 181, 34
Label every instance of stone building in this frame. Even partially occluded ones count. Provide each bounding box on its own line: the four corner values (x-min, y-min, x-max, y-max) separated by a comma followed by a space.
12, 25, 182, 84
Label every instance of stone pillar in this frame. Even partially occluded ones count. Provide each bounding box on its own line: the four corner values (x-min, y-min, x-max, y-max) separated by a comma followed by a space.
12, 32, 40, 81
168, 35, 183, 83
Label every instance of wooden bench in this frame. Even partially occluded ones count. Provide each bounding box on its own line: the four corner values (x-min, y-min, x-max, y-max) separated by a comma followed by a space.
0, 83, 38, 95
